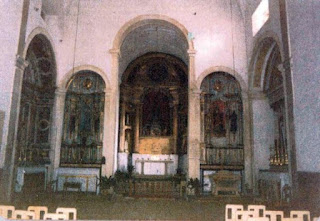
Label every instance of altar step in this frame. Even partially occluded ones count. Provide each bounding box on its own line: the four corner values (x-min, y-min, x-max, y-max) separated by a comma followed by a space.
128, 178, 184, 198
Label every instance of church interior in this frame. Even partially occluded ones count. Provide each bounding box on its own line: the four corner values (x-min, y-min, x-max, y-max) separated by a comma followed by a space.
0, 0, 320, 220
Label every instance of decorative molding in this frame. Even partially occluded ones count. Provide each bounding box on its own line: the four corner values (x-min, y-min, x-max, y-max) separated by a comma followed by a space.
187, 49, 197, 56
249, 90, 267, 100
109, 49, 120, 55
15, 55, 28, 71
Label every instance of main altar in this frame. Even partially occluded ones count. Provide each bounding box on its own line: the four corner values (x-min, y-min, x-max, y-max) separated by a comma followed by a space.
117, 53, 188, 176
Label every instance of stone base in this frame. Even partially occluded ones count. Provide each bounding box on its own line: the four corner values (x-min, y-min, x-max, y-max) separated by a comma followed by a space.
54, 167, 99, 193
118, 152, 129, 172
15, 166, 49, 192
132, 154, 178, 176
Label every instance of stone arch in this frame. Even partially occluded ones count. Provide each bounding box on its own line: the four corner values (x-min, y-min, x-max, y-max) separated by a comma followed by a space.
249, 32, 284, 90
59, 65, 111, 92
111, 14, 194, 51
196, 66, 247, 92
23, 27, 56, 62
109, 14, 196, 178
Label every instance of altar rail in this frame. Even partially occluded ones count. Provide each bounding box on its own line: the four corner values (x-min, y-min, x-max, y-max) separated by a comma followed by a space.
202, 145, 244, 167
17, 145, 50, 165
129, 178, 182, 197
60, 144, 102, 166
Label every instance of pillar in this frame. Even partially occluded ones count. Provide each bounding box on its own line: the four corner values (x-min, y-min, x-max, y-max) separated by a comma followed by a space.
50, 88, 66, 180
119, 97, 126, 153
104, 49, 120, 176
133, 97, 141, 153
3, 56, 28, 200
171, 90, 179, 154
242, 91, 254, 190
187, 49, 201, 179
278, 61, 296, 193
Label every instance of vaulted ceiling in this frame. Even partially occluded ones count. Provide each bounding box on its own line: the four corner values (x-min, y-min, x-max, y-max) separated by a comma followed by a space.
119, 20, 188, 76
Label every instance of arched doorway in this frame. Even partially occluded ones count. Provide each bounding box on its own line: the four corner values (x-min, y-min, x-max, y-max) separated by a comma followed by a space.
250, 37, 291, 201
15, 34, 56, 192
199, 72, 244, 193
118, 53, 188, 176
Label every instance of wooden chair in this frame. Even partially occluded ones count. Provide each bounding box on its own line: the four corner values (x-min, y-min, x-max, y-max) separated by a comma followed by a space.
13, 210, 36, 220
265, 210, 284, 221
283, 218, 304, 221
290, 211, 311, 221
56, 207, 77, 220
27, 206, 48, 220
248, 205, 266, 218
43, 213, 68, 220
226, 204, 244, 221
0, 205, 15, 219
235, 210, 255, 221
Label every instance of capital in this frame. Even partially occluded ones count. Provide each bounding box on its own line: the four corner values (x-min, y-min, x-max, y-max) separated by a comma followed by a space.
109, 48, 120, 56
187, 49, 197, 56
15, 55, 28, 71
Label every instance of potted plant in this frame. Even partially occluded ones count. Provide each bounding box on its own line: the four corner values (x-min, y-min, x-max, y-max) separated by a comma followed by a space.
99, 176, 116, 195
187, 178, 201, 196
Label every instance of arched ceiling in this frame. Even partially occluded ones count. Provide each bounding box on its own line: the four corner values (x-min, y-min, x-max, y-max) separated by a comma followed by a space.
119, 20, 189, 77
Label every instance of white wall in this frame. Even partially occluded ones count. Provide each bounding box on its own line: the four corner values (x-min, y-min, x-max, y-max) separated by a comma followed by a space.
0, 1, 23, 168
286, 0, 320, 172
50, 0, 248, 87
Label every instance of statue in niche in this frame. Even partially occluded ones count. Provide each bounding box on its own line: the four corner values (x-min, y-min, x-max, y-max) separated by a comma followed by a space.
142, 90, 171, 137
229, 110, 238, 144
124, 131, 131, 153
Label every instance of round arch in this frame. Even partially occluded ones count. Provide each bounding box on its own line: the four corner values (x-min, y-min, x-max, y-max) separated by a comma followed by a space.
196, 66, 247, 92
23, 27, 56, 62
248, 32, 284, 90
111, 14, 194, 51
59, 65, 111, 91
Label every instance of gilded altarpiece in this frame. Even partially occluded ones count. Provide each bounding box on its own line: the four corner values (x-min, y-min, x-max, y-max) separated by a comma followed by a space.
200, 72, 244, 168
16, 35, 56, 165
60, 72, 105, 166
119, 53, 188, 157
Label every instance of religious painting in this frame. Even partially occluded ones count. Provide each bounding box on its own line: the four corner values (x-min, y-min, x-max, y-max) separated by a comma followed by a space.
200, 72, 243, 147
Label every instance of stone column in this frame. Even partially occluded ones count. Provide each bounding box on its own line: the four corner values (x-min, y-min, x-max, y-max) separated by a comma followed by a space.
171, 90, 179, 154
133, 97, 141, 153
187, 49, 201, 179
200, 94, 206, 163
1, 0, 30, 202
242, 91, 254, 190
278, 61, 296, 192
103, 49, 120, 176
119, 97, 126, 153
4, 55, 28, 201
49, 88, 66, 180
172, 102, 178, 154
102, 89, 114, 176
